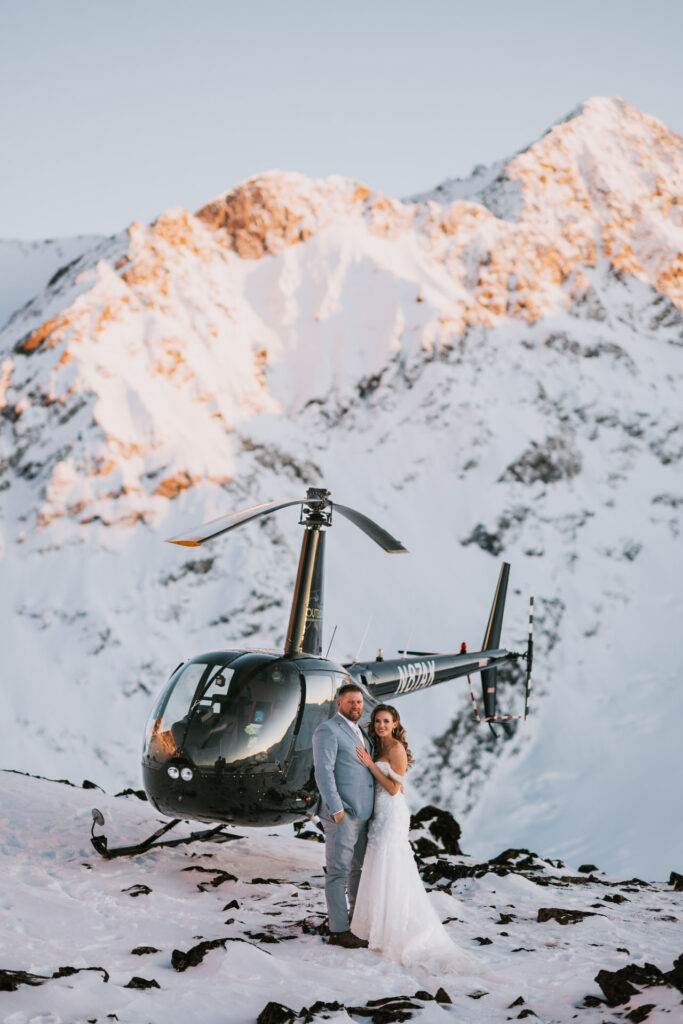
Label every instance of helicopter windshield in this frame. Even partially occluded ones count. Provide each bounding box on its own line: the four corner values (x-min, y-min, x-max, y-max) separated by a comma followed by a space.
145, 656, 302, 770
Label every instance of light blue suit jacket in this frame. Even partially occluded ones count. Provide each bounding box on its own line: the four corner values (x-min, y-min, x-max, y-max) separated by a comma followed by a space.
312, 714, 375, 821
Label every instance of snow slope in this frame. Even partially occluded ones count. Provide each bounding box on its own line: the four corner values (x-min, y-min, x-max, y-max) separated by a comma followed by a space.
0, 772, 681, 1024
0, 97, 681, 878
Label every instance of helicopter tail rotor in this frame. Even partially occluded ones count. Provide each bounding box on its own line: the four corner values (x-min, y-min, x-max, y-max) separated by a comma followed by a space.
523, 589, 534, 720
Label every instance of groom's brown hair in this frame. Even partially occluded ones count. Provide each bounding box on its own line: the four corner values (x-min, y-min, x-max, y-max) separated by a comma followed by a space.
337, 682, 363, 698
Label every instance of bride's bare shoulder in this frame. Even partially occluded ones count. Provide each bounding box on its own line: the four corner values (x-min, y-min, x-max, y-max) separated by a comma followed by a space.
388, 741, 407, 773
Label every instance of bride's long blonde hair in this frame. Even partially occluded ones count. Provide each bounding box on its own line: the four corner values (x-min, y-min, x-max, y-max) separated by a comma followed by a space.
368, 704, 414, 768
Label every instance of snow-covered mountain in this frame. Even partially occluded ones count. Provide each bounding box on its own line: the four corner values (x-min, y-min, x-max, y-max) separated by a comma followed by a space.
0, 235, 105, 330
0, 96, 681, 879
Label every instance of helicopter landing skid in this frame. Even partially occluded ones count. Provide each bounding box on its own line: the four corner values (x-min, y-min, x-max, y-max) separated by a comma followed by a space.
90, 808, 243, 859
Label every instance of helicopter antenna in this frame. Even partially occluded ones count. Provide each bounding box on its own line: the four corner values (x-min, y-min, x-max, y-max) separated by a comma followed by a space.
325, 625, 338, 659
400, 630, 414, 659
352, 614, 373, 664
523, 589, 534, 719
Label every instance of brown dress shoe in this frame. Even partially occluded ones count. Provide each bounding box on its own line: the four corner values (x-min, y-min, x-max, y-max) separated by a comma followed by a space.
328, 930, 369, 949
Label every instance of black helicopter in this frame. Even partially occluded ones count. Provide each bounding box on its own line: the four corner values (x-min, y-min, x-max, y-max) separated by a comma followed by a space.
91, 487, 532, 858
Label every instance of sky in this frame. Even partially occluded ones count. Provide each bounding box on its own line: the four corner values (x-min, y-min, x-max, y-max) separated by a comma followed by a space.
1, 0, 682, 240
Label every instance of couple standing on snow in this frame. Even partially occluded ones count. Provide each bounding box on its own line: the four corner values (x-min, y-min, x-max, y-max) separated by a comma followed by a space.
311, 682, 477, 973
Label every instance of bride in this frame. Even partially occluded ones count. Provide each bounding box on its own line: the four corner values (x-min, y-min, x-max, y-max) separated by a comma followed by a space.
350, 704, 478, 975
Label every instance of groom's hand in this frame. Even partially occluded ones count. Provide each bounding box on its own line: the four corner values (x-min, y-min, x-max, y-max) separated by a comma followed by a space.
332, 810, 345, 823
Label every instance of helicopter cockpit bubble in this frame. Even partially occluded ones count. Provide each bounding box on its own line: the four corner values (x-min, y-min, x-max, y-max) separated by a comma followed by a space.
143, 652, 303, 773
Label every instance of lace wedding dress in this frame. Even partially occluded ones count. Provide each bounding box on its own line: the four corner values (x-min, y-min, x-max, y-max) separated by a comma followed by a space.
351, 761, 479, 975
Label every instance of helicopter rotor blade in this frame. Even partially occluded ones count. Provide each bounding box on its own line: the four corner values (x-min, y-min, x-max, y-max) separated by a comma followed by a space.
333, 503, 408, 553
166, 498, 306, 547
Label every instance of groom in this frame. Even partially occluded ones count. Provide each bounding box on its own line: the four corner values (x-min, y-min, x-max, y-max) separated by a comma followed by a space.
312, 682, 374, 948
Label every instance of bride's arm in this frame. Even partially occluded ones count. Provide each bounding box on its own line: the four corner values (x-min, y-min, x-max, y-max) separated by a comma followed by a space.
356, 746, 406, 795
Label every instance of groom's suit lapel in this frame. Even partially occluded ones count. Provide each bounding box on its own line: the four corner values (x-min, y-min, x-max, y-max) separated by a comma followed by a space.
334, 715, 370, 752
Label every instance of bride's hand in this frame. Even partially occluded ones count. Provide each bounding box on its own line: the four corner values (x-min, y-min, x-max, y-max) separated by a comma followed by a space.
356, 746, 373, 767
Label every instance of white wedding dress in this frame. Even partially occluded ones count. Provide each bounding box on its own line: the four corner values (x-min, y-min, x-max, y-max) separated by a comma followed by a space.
351, 761, 479, 975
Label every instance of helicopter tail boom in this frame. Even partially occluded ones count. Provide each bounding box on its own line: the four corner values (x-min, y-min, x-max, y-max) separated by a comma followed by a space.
348, 645, 519, 703
347, 561, 519, 707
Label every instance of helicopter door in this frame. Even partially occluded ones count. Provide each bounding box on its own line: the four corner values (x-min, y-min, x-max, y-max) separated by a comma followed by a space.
295, 673, 336, 751
284, 672, 336, 792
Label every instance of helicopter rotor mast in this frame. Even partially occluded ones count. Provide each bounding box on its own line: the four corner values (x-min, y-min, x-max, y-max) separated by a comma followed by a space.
166, 487, 407, 658
284, 489, 331, 656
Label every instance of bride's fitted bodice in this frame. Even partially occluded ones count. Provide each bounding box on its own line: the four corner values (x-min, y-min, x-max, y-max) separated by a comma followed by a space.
367, 761, 410, 850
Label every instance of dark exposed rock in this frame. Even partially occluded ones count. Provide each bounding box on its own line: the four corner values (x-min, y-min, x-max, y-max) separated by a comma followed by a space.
467, 990, 489, 999
171, 937, 228, 971
121, 884, 152, 897
257, 996, 422, 1024
669, 871, 683, 891
131, 946, 159, 955
293, 820, 325, 843
664, 952, 683, 992
301, 1000, 344, 1019
473, 936, 493, 944
114, 788, 147, 800
0, 968, 49, 991
508, 996, 525, 1007
490, 848, 537, 865
0, 964, 111, 992
603, 893, 629, 903
500, 436, 582, 485
366, 996, 419, 1008
434, 987, 452, 1003
579, 995, 604, 1007
626, 1005, 657, 1023
537, 907, 600, 925
461, 522, 504, 556
592, 956, 681, 1008
517, 1011, 537, 1019
181, 866, 237, 890
410, 805, 462, 855
348, 996, 422, 1022
223, 899, 240, 910
245, 931, 285, 944
578, 863, 598, 873
594, 969, 640, 1007
52, 965, 109, 983
124, 976, 159, 990
410, 836, 440, 859
257, 1002, 298, 1024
